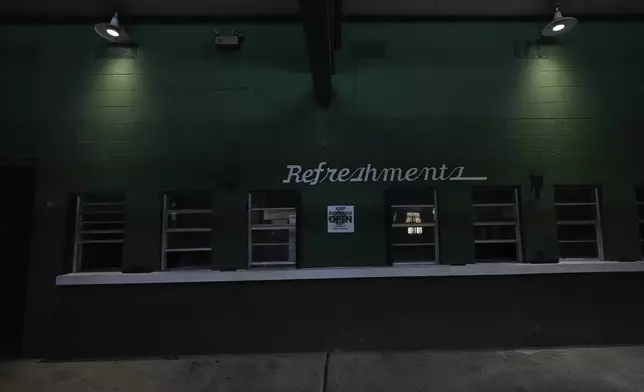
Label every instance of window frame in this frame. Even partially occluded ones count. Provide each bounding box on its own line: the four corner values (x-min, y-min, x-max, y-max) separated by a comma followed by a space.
636, 186, 644, 259
160, 192, 214, 271
387, 189, 439, 266
247, 192, 299, 269
555, 186, 604, 261
472, 187, 523, 263
72, 194, 126, 272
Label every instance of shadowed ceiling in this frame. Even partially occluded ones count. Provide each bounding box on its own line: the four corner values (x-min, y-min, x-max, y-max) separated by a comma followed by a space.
1, 0, 643, 19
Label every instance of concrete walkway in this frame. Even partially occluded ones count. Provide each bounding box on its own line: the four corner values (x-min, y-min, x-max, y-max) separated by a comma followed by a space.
1, 346, 643, 391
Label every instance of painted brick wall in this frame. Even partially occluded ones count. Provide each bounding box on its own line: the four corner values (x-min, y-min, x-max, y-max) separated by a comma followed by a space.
1, 22, 644, 357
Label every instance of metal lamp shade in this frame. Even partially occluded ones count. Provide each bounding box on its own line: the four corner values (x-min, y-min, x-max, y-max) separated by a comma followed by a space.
541, 11, 578, 37
94, 14, 131, 43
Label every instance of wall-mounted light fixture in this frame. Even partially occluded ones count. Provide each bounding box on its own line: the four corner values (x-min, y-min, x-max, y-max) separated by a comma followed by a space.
94, 13, 131, 43
541, 6, 577, 37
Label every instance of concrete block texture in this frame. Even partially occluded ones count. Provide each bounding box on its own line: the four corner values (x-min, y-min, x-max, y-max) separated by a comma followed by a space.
327, 347, 644, 392
0, 353, 326, 392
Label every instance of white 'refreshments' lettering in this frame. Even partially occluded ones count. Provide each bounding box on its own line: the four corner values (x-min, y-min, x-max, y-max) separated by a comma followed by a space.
327, 168, 339, 182
365, 164, 383, 181
302, 169, 315, 184
404, 168, 419, 181
381, 168, 403, 182
281, 163, 486, 184
282, 165, 303, 183
349, 167, 365, 182
419, 167, 436, 181
449, 166, 465, 179
337, 168, 351, 182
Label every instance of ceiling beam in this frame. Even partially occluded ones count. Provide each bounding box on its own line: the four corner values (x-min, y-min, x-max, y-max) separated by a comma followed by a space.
299, 0, 338, 108
334, 0, 343, 51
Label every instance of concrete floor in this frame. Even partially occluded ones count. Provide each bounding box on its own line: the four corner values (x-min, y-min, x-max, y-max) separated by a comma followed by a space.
1, 347, 643, 391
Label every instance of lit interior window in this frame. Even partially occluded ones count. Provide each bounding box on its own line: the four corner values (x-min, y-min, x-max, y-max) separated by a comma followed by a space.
405, 212, 423, 235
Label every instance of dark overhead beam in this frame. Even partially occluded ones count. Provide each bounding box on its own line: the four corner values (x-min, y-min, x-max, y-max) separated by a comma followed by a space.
299, 0, 335, 108
333, 0, 343, 50
4, 14, 644, 24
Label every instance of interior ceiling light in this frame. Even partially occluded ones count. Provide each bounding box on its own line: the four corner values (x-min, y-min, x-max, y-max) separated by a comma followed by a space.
94, 13, 131, 43
542, 7, 577, 37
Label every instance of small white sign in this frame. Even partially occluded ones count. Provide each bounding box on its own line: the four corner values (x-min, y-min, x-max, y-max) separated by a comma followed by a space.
327, 205, 354, 233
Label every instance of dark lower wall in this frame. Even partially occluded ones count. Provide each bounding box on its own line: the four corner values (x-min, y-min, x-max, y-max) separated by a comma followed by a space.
45, 273, 644, 359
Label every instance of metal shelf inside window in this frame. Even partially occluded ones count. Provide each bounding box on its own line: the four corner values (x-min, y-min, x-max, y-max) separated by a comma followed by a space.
73, 194, 126, 272
248, 193, 298, 269
555, 186, 603, 260
388, 190, 439, 265
472, 187, 522, 262
161, 193, 213, 270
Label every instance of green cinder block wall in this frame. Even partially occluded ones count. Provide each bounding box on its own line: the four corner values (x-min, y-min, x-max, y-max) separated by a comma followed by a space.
2, 22, 644, 357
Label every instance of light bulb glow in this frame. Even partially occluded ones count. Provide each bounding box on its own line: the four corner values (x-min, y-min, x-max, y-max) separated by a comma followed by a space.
552, 24, 565, 32
106, 28, 120, 37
